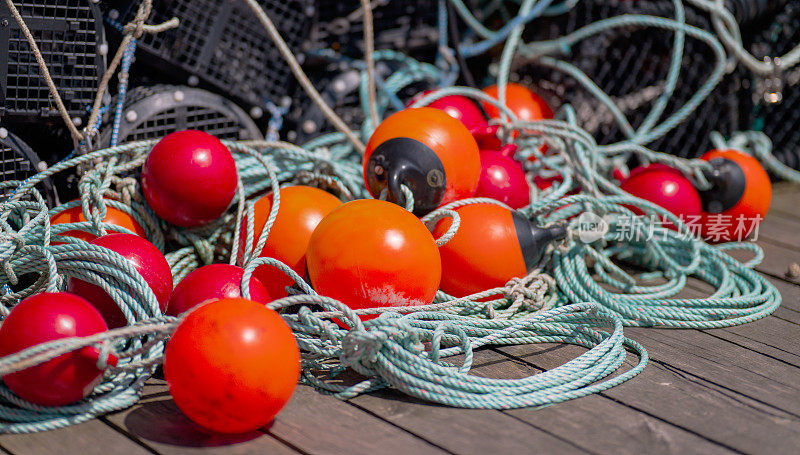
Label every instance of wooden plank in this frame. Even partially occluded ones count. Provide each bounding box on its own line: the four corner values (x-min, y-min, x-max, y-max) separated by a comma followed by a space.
485, 345, 734, 455
765, 182, 800, 220
498, 343, 800, 454
0, 419, 153, 455
267, 386, 448, 455
348, 349, 589, 454
106, 379, 446, 455
103, 381, 300, 455
626, 327, 800, 414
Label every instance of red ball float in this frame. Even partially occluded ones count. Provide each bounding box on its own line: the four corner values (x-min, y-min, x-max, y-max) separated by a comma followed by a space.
408, 90, 488, 132
364, 108, 481, 215
475, 151, 531, 209
51, 199, 146, 242
165, 298, 299, 434
238, 186, 343, 298
141, 130, 238, 227
698, 149, 772, 242
69, 233, 173, 328
433, 203, 565, 297
306, 199, 441, 318
0, 292, 116, 406
619, 163, 703, 222
167, 264, 272, 316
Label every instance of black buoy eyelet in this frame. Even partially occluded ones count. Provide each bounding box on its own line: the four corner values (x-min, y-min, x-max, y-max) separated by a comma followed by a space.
699, 158, 747, 214
366, 137, 447, 216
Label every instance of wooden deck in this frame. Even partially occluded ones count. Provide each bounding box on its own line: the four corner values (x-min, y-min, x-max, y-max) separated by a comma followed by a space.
3, 184, 800, 455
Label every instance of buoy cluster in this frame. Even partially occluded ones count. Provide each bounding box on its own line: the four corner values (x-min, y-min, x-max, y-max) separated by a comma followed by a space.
0, 79, 774, 435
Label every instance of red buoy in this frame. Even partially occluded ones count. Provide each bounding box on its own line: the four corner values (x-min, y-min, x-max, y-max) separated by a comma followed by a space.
474, 151, 531, 209
238, 186, 342, 298
433, 203, 565, 297
0, 292, 116, 406
364, 108, 481, 215
306, 199, 441, 318
619, 163, 703, 222
698, 149, 771, 242
51, 200, 146, 242
165, 298, 299, 434
69, 233, 173, 328
141, 130, 238, 227
167, 264, 272, 316
408, 90, 488, 132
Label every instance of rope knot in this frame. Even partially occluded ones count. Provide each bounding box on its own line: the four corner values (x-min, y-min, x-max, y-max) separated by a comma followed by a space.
340, 329, 388, 366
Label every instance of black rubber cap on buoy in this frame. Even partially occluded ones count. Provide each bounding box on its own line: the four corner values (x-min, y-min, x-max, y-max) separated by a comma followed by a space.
365, 137, 447, 216
699, 158, 747, 213
512, 211, 567, 271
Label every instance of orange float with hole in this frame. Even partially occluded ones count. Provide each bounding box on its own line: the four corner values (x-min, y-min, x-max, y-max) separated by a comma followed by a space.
698, 149, 771, 242
238, 186, 343, 298
433, 203, 565, 297
306, 199, 441, 322
363, 107, 481, 216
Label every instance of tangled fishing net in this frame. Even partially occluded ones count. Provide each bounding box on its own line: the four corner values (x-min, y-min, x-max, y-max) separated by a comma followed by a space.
0, 0, 792, 433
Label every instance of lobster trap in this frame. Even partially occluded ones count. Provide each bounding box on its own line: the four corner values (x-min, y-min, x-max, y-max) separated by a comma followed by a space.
0, 129, 55, 205
309, 0, 440, 59
514, 0, 778, 158
97, 85, 263, 147
104, 0, 314, 115
741, 0, 800, 170
0, 0, 105, 121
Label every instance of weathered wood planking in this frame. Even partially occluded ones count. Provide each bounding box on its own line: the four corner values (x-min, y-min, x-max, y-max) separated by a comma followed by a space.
349, 349, 589, 454
102, 382, 300, 455
0, 419, 153, 455
498, 343, 800, 454
266, 385, 447, 455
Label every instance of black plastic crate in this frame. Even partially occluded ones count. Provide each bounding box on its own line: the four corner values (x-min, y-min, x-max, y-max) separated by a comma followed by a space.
0, 0, 105, 121
309, 0, 439, 58
104, 0, 313, 113
516, 0, 759, 158
97, 85, 262, 147
0, 129, 55, 204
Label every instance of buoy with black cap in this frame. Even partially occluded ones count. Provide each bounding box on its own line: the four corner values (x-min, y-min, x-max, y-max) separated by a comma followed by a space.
697, 149, 771, 242
363, 108, 481, 216
433, 203, 566, 297
619, 163, 703, 223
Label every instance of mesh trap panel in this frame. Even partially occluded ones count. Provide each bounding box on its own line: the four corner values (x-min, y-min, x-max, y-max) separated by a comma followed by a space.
742, 1, 800, 170
0, 0, 105, 120
106, 0, 313, 110
0, 130, 55, 204
97, 85, 262, 147
517, 0, 750, 158
310, 0, 439, 57
286, 63, 434, 144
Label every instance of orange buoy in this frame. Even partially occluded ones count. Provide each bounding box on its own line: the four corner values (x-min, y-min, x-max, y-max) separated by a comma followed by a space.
51, 200, 146, 242
165, 298, 299, 434
306, 199, 441, 320
481, 83, 554, 122
433, 203, 565, 297
364, 107, 481, 215
698, 149, 771, 242
238, 186, 342, 298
